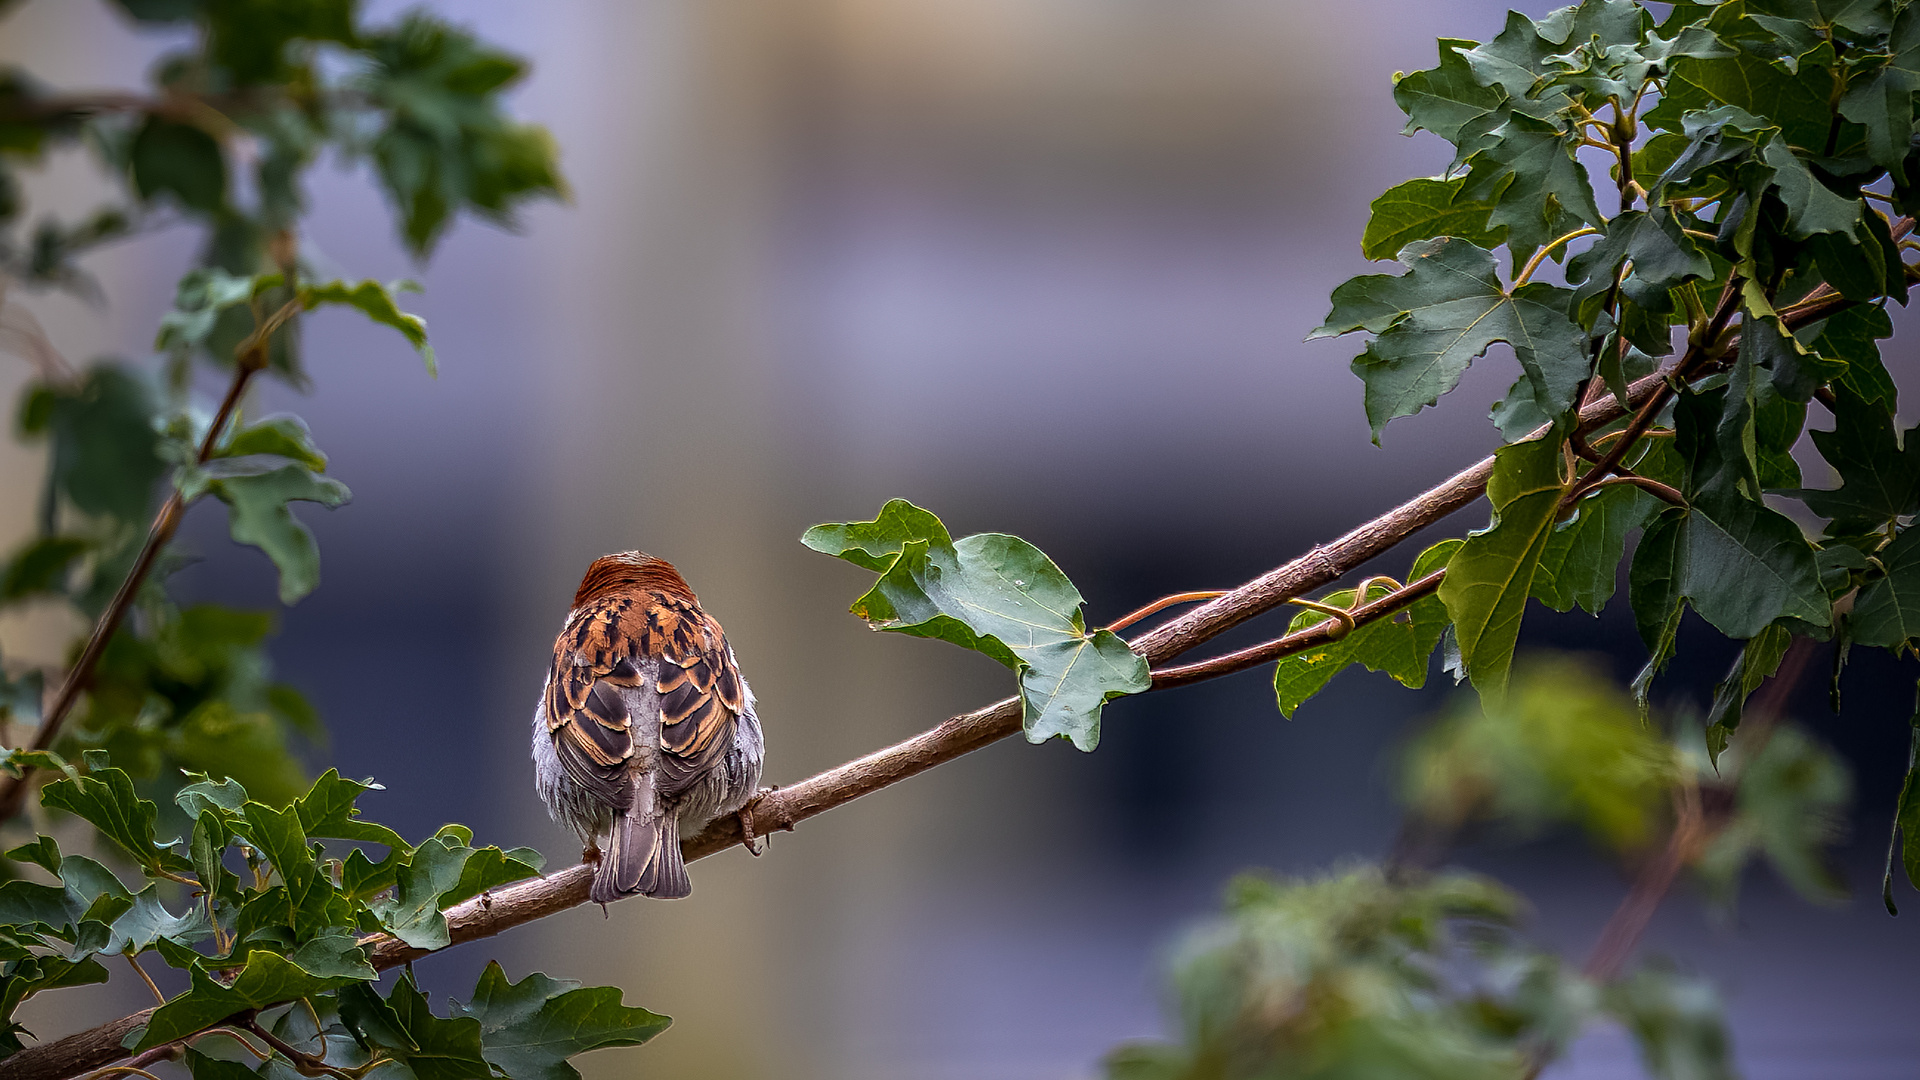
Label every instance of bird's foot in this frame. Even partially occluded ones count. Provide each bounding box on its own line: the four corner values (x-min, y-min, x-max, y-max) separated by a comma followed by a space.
737, 787, 780, 856
582, 843, 602, 865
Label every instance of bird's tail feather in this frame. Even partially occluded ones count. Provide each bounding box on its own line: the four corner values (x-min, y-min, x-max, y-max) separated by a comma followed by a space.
595, 806, 689, 902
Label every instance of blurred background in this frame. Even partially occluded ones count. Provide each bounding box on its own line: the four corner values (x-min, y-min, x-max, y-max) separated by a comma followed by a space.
3, 0, 1919, 1077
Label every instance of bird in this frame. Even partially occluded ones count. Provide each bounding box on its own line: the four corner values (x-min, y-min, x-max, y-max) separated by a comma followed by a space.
532, 551, 763, 902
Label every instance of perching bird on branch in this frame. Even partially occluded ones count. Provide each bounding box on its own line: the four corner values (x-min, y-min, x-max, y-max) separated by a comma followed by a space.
532, 551, 764, 902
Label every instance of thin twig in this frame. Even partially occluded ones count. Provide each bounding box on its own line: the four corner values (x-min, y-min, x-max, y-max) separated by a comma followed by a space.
0, 295, 294, 821
121, 955, 164, 1008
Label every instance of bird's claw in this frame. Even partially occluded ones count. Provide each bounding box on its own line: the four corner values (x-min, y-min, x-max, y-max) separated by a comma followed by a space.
738, 787, 779, 856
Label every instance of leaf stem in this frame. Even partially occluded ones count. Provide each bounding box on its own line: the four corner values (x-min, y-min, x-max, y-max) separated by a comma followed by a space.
1512, 227, 1600, 287
1586, 474, 1686, 506
122, 954, 164, 1007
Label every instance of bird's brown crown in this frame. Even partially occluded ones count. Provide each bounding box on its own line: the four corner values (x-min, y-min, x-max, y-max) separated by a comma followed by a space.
572, 551, 698, 608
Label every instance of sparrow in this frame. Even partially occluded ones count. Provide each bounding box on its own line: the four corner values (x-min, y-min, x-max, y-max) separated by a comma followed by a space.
532, 551, 763, 902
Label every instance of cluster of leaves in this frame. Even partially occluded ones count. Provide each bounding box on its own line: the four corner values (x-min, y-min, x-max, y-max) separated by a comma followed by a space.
1105, 867, 1732, 1080
1407, 658, 1850, 908
0, 752, 665, 1076
1106, 657, 1850, 1080
0, 0, 556, 802
805, 499, 1151, 750
1288, 0, 1920, 899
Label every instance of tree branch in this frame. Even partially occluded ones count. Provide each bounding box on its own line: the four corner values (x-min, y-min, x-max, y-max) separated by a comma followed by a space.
13, 231, 1914, 1078
0, 290, 300, 822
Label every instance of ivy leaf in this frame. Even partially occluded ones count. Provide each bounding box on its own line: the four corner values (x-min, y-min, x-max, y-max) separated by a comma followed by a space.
1888, 695, 1920, 912
240, 801, 349, 942
1782, 385, 1920, 526
1312, 238, 1587, 441
1360, 176, 1505, 261
1271, 540, 1459, 718
216, 415, 327, 472
1460, 11, 1572, 118
299, 279, 436, 375
39, 766, 194, 879
136, 950, 370, 1050
1392, 38, 1508, 167
803, 500, 1149, 751
1438, 438, 1570, 700
204, 464, 351, 604
458, 961, 671, 1080
129, 117, 225, 214
4, 835, 60, 877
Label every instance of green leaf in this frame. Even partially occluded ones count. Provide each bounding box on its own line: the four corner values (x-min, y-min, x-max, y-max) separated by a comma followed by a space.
130, 117, 226, 214
1360, 177, 1505, 261
18, 364, 166, 525
1533, 481, 1660, 615
1708, 724, 1850, 904
1758, 135, 1864, 239
198, 0, 356, 85
1565, 208, 1713, 311
206, 464, 351, 604
1271, 540, 1459, 718
182, 1048, 263, 1080
1808, 304, 1898, 409
1438, 438, 1569, 700
39, 766, 194, 878
804, 501, 1150, 750
1782, 385, 1920, 526
239, 801, 348, 941
459, 961, 671, 1080
1839, 5, 1920, 176
285, 926, 376, 981
1605, 966, 1737, 1080
345, 974, 492, 1080
799, 499, 950, 572
137, 950, 369, 1050
154, 269, 260, 358
1312, 238, 1587, 441
1703, 622, 1792, 764
1850, 526, 1920, 649
0, 535, 90, 604
217, 415, 328, 472
361, 13, 564, 256
1392, 38, 1508, 166
1460, 113, 1604, 257
1649, 44, 1834, 150
1631, 494, 1829, 643
292, 770, 408, 851
108, 886, 212, 956
299, 279, 436, 375
177, 774, 250, 820
369, 836, 471, 950
1887, 691, 1920, 913
4, 836, 60, 877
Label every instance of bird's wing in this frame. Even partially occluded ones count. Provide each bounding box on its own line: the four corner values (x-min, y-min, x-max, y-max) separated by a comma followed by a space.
546, 590, 744, 804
